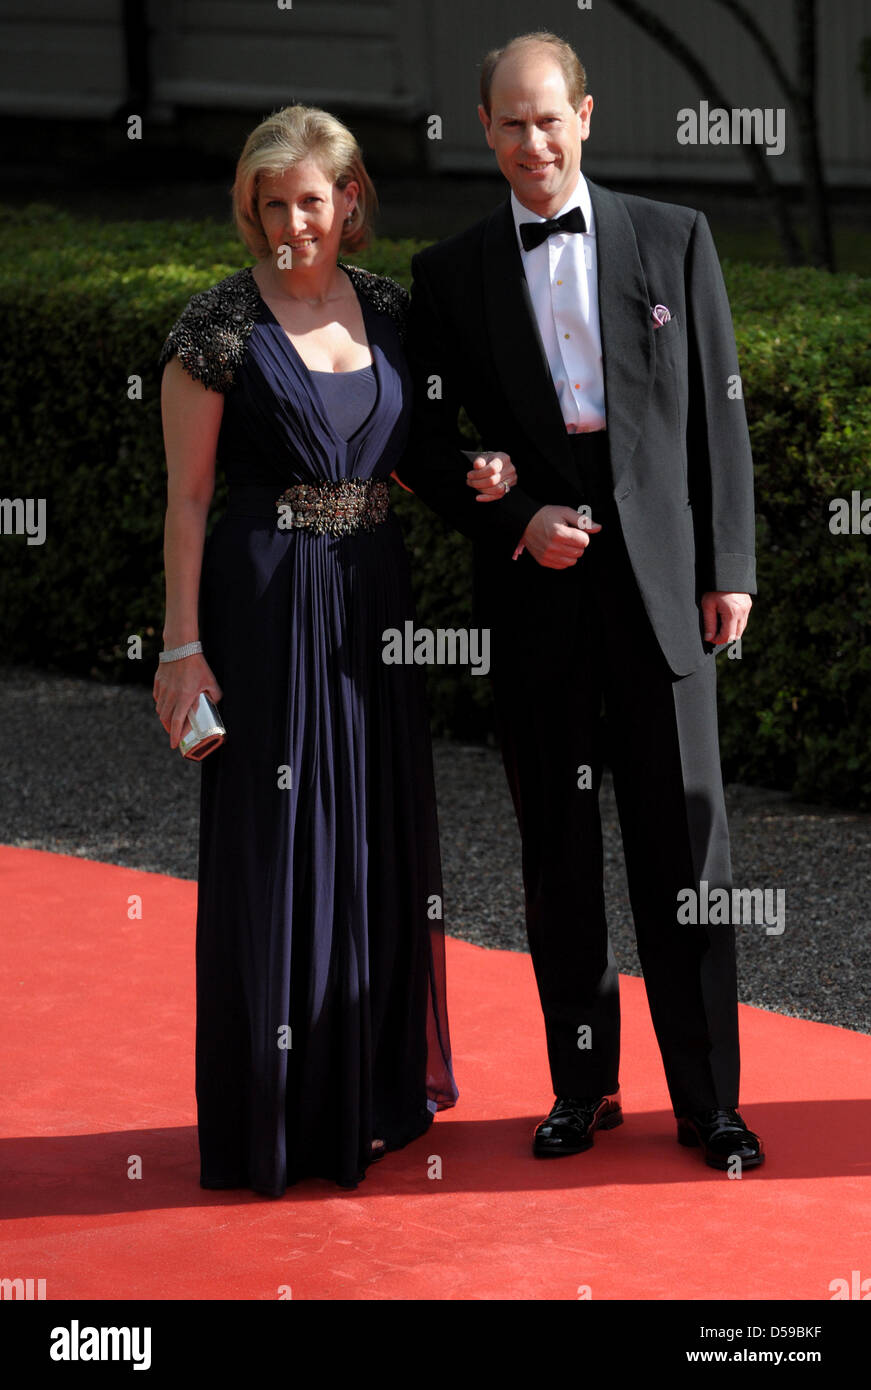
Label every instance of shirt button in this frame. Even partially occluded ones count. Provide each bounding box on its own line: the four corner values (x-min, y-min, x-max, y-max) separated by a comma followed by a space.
564, 333, 571, 339
556, 279, 563, 285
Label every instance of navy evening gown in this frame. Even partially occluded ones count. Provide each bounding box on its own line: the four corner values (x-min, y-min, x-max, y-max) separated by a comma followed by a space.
159, 263, 458, 1195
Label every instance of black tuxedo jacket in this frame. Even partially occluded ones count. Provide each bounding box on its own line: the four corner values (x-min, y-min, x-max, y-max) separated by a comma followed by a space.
396, 177, 757, 680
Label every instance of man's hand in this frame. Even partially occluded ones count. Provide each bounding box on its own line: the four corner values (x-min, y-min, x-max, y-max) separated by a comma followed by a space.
520, 505, 602, 569
700, 591, 752, 644
465, 451, 518, 501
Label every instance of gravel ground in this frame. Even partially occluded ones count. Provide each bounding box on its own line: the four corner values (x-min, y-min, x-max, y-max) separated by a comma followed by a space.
1, 664, 867, 1034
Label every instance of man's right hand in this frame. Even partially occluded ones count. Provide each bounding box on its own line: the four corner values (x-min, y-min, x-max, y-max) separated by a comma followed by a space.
520, 506, 602, 569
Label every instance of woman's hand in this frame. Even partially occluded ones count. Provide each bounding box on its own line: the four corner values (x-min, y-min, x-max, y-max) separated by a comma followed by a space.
153, 654, 223, 751
465, 451, 518, 502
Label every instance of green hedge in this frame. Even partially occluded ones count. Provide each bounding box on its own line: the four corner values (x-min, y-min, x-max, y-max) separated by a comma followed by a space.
1, 205, 869, 805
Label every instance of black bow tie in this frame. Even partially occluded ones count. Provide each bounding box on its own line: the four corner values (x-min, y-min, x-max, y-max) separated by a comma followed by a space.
519, 205, 587, 251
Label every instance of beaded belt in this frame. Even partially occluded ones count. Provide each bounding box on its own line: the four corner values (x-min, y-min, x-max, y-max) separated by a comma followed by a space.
225, 479, 390, 535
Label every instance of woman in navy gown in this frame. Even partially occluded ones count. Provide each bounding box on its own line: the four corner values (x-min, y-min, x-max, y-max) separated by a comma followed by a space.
153, 105, 515, 1195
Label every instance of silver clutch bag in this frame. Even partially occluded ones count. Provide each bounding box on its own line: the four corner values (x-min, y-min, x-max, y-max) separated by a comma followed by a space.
179, 692, 226, 760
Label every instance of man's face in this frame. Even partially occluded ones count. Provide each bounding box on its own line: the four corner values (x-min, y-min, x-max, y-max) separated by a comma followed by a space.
478, 50, 593, 218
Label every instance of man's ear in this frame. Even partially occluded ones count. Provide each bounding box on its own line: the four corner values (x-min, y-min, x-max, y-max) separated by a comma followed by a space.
477, 103, 495, 149
579, 94, 594, 141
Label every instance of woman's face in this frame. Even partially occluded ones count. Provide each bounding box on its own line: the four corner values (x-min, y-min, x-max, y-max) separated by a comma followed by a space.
256, 157, 358, 271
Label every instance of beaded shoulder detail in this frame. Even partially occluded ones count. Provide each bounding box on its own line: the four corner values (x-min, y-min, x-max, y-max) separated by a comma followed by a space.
159, 264, 408, 390
340, 263, 409, 342
158, 266, 262, 393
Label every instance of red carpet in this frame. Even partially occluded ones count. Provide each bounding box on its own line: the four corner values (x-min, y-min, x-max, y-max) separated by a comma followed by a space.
1, 846, 869, 1301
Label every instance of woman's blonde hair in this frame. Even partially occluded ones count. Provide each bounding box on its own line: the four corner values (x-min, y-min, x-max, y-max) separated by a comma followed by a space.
232, 104, 377, 257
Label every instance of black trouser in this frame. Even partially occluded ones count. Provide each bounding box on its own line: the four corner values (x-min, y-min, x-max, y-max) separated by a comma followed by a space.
491, 431, 740, 1116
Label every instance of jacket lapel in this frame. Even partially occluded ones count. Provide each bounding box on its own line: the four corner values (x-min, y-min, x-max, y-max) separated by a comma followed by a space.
587, 179, 654, 495
481, 200, 578, 492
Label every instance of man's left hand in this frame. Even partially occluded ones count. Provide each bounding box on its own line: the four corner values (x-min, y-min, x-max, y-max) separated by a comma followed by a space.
465, 451, 517, 501
700, 591, 752, 645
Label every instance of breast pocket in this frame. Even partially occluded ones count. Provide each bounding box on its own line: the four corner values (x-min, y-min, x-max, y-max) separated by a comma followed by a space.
652, 313, 681, 351
649, 313, 685, 445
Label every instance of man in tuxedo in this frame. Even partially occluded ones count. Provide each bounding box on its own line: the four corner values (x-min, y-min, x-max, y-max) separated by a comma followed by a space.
399, 31, 765, 1171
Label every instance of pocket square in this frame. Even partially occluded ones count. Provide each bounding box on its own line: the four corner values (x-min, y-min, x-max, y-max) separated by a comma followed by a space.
650, 303, 672, 327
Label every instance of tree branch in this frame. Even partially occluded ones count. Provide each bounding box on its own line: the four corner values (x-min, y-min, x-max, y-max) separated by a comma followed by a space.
711, 0, 800, 104
604, 0, 803, 264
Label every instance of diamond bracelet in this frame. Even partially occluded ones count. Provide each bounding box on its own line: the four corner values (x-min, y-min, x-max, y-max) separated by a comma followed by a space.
159, 641, 204, 663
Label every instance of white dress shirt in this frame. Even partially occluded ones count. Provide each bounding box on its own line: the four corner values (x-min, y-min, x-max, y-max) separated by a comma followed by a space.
511, 171, 606, 432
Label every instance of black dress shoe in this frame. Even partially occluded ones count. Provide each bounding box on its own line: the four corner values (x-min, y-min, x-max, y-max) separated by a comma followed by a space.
533, 1091, 623, 1156
676, 1108, 765, 1170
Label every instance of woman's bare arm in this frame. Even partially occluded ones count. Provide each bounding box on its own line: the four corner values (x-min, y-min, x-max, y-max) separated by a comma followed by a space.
152, 356, 225, 749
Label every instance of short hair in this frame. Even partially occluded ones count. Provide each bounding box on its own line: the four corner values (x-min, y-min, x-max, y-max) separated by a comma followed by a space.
479, 31, 587, 116
232, 104, 377, 258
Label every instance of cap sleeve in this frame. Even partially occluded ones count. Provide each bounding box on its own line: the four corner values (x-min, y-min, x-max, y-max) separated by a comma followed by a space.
158, 267, 261, 393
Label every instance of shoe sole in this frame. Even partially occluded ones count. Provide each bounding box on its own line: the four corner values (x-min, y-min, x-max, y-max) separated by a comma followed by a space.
533, 1109, 624, 1157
